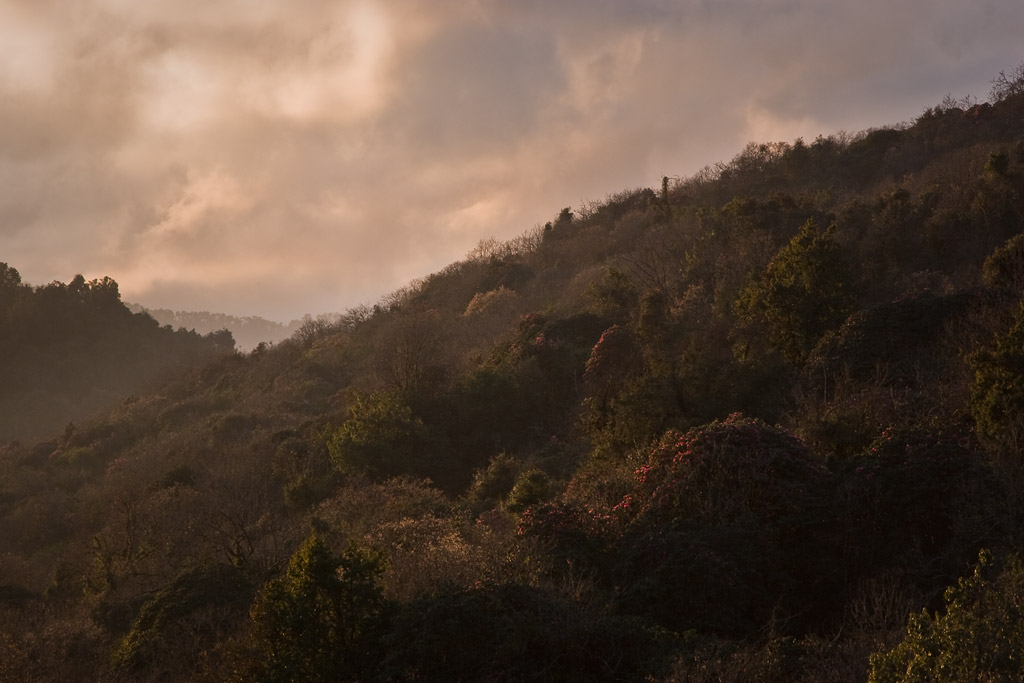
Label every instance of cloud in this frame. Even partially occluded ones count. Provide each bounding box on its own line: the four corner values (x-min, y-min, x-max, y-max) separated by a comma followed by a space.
1, 0, 1023, 320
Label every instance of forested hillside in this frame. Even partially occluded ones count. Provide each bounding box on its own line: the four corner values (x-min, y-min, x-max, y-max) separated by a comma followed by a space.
0, 270, 234, 443
3, 72, 1024, 681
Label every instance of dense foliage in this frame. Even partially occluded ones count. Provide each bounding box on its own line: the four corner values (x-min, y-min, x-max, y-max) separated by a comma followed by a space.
3, 68, 1024, 681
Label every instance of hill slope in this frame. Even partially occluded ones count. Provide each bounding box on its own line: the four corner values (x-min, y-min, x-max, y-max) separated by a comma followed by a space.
0, 269, 234, 443
2, 78, 1024, 681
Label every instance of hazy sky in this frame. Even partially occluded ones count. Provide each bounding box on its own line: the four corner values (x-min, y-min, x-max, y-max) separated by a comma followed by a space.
1, 0, 1022, 320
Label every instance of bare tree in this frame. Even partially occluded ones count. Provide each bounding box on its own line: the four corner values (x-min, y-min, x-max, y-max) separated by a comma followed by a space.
990, 62, 1024, 102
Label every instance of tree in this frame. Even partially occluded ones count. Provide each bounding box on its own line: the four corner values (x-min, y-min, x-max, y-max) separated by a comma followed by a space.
327, 391, 445, 482
0, 262, 27, 319
240, 536, 384, 683
374, 311, 449, 397
111, 563, 253, 676
736, 219, 856, 363
981, 232, 1024, 291
990, 62, 1024, 102
0, 262, 22, 291
970, 301, 1024, 445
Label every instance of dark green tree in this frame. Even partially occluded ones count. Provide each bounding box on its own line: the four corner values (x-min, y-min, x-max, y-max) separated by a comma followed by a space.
736, 219, 856, 363
983, 233, 1024, 293
970, 301, 1024, 445
112, 564, 252, 675
240, 536, 384, 683
327, 391, 442, 481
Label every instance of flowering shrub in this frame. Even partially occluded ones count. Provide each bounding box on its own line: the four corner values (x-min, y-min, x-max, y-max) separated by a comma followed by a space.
517, 501, 618, 541
516, 501, 620, 576
610, 414, 840, 635
518, 415, 842, 636
487, 314, 563, 369
626, 413, 831, 526
583, 325, 638, 386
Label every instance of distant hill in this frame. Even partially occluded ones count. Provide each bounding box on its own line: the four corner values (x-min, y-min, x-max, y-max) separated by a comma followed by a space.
125, 305, 322, 352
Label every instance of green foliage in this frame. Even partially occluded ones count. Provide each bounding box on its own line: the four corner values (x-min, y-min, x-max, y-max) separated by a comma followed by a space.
326, 391, 446, 481
971, 146, 1024, 246
970, 301, 1024, 442
504, 468, 552, 513
466, 452, 518, 506
478, 311, 609, 442
869, 550, 1024, 682
449, 364, 532, 457
587, 267, 638, 319
584, 374, 685, 457
112, 563, 252, 673
240, 536, 384, 683
736, 219, 857, 363
983, 233, 1024, 293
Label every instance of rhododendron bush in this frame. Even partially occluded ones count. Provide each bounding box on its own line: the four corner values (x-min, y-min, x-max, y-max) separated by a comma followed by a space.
522, 414, 841, 635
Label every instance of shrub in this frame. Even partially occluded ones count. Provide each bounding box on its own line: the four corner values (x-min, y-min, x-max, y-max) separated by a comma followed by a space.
613, 414, 838, 634
627, 414, 831, 527
869, 550, 1024, 682
837, 422, 1005, 595
112, 563, 253, 674
378, 582, 665, 682
983, 233, 1024, 293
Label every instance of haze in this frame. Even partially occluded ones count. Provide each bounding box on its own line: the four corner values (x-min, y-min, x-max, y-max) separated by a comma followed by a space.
1, 0, 1021, 321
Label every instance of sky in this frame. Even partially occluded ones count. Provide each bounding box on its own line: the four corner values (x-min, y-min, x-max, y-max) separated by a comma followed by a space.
1, 0, 1022, 321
